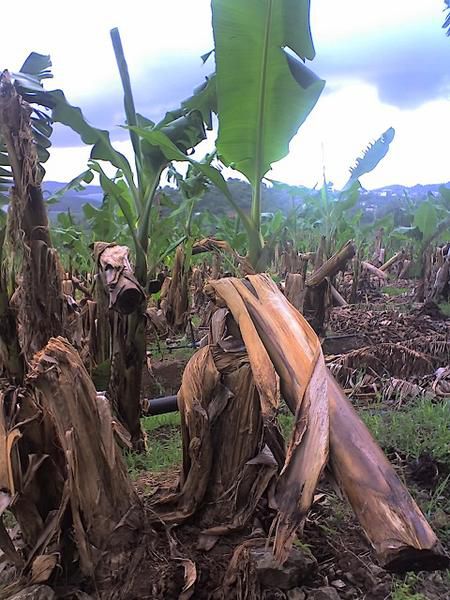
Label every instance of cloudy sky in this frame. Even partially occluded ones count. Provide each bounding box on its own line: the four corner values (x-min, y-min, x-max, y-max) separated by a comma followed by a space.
4, 0, 450, 189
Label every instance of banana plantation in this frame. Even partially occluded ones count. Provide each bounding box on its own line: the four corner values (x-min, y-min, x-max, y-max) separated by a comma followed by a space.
0, 1, 449, 599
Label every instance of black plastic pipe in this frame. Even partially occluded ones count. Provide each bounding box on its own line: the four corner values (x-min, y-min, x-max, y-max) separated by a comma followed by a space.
144, 395, 178, 416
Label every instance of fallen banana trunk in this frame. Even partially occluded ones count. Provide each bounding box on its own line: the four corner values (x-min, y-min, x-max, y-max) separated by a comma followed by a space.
306, 241, 356, 287
327, 373, 448, 571
200, 275, 447, 571
361, 261, 388, 280
380, 250, 406, 273
295, 241, 355, 334
330, 283, 348, 307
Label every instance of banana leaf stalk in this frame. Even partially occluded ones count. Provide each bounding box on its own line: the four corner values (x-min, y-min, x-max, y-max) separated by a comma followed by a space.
305, 241, 356, 287
379, 250, 406, 273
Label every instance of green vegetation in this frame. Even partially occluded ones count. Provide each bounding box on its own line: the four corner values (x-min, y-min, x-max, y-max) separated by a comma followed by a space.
1, 3, 450, 598
383, 285, 409, 297
245, 398, 450, 468
362, 398, 450, 463
278, 411, 295, 440
148, 339, 197, 362
125, 413, 182, 478
438, 302, 450, 316
391, 574, 427, 600
363, 398, 450, 546
211, 0, 324, 270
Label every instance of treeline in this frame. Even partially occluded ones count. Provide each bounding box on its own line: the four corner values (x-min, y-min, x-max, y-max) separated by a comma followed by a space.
43, 177, 448, 225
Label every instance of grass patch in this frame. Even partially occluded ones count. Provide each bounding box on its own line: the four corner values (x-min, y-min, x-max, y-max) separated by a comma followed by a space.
278, 399, 450, 464
278, 412, 294, 440
191, 314, 202, 328
438, 302, 450, 317
363, 398, 450, 545
362, 398, 450, 464
142, 412, 181, 432
391, 576, 427, 600
148, 339, 197, 362
125, 412, 182, 478
383, 285, 409, 297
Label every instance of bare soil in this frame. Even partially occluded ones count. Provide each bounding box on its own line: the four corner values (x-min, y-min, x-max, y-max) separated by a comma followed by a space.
122, 450, 449, 600
143, 354, 193, 398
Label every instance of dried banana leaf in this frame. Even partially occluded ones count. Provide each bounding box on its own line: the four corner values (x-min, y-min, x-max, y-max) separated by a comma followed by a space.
93, 242, 145, 315
208, 275, 329, 563
26, 337, 142, 576
207, 274, 448, 571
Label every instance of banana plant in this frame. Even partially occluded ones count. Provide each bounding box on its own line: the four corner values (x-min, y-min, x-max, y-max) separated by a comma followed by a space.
51, 210, 92, 273
44, 29, 219, 448
391, 192, 450, 247
0, 53, 54, 199
53, 57, 206, 284
127, 1, 325, 272
210, 0, 325, 271
291, 127, 395, 256
344, 127, 395, 190
0, 53, 60, 382
390, 189, 450, 297
83, 193, 132, 248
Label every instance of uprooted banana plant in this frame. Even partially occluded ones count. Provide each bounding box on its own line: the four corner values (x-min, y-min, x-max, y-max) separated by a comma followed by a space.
155, 274, 448, 588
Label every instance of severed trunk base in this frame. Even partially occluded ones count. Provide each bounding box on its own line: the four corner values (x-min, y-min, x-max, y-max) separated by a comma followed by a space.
0, 337, 142, 586
189, 274, 449, 573
108, 310, 146, 452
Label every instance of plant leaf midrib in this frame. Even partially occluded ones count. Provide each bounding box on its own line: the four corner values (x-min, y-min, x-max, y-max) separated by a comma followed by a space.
252, 0, 273, 227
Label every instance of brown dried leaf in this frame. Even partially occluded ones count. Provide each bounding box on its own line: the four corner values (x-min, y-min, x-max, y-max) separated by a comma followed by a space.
178, 558, 196, 600
0, 392, 22, 495
31, 554, 58, 583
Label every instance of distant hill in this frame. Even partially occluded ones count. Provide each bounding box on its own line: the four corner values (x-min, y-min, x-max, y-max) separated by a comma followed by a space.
42, 178, 450, 223
371, 183, 449, 196
43, 181, 104, 217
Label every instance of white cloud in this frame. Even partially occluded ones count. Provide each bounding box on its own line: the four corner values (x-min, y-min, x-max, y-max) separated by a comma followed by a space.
8, 0, 450, 189
45, 81, 450, 190
312, 0, 444, 45
4, 0, 213, 102
270, 81, 450, 189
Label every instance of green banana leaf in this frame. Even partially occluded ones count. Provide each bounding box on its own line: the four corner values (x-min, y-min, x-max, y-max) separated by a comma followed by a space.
413, 202, 438, 240
345, 127, 395, 189
1, 52, 55, 195
211, 0, 324, 187
182, 74, 217, 130
129, 124, 252, 229
45, 170, 94, 205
